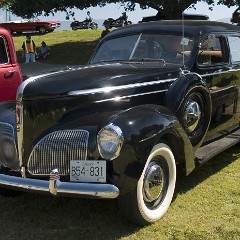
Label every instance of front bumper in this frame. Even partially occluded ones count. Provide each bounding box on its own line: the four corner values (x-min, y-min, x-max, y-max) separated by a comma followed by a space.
0, 169, 119, 199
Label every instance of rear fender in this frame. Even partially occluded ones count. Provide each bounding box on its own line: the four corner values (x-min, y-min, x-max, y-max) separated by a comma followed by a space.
164, 73, 206, 113
164, 73, 212, 148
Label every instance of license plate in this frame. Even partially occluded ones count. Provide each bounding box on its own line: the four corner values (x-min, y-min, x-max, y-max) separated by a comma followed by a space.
70, 160, 106, 183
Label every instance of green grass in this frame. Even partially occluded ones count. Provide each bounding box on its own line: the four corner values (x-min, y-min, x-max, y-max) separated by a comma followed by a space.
12, 30, 102, 65
4, 30, 239, 239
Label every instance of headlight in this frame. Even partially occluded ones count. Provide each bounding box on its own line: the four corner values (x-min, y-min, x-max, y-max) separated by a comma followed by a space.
97, 123, 124, 160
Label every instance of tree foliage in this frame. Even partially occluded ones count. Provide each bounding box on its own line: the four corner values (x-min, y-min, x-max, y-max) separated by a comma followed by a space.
0, 0, 239, 20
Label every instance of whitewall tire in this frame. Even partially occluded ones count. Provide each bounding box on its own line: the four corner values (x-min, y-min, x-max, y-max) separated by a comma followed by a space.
118, 143, 176, 225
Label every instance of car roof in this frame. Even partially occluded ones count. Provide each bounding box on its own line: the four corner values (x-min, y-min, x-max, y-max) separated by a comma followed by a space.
106, 20, 240, 39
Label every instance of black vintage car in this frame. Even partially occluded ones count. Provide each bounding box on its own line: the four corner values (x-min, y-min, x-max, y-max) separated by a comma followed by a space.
0, 20, 240, 225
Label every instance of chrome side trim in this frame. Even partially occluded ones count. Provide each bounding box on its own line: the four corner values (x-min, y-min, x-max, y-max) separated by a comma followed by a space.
0, 173, 119, 199
95, 89, 168, 103
68, 68, 240, 97
201, 68, 240, 78
68, 78, 176, 96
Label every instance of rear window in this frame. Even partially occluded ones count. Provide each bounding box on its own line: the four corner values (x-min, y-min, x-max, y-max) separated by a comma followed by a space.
197, 35, 228, 66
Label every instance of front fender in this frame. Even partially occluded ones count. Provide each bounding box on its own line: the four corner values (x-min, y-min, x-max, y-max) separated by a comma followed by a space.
104, 104, 195, 196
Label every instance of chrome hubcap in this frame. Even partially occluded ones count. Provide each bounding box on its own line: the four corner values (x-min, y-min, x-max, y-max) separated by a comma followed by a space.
143, 162, 165, 203
183, 100, 201, 132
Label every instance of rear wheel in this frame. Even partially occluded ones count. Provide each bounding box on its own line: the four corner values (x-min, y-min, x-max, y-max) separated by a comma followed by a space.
118, 143, 176, 225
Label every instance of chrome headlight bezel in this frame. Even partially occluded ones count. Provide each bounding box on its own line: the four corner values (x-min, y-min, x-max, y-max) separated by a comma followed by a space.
97, 123, 124, 160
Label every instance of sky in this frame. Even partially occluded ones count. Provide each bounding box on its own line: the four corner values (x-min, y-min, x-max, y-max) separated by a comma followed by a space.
0, 1, 237, 23
80, 2, 237, 22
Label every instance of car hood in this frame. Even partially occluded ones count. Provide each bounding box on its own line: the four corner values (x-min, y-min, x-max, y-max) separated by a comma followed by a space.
18, 62, 182, 100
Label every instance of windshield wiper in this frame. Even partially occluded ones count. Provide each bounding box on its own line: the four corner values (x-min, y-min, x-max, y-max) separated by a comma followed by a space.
129, 58, 166, 64
98, 59, 126, 63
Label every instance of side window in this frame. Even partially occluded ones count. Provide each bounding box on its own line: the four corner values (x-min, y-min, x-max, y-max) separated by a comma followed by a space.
197, 35, 227, 66
0, 37, 8, 64
228, 36, 240, 62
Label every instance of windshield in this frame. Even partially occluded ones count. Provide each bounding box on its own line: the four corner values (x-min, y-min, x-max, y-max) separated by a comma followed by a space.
91, 33, 194, 64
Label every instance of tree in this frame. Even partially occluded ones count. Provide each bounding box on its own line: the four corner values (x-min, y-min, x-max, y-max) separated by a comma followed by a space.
0, 0, 239, 20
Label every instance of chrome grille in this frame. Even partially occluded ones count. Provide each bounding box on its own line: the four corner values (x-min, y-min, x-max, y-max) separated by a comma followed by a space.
28, 130, 89, 175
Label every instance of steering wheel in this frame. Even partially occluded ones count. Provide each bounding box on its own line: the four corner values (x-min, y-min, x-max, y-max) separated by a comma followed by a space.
152, 42, 164, 59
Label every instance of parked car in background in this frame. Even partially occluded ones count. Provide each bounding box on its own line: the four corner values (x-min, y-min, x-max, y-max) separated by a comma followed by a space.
231, 7, 240, 25
37, 19, 61, 29
0, 19, 61, 34
0, 20, 239, 226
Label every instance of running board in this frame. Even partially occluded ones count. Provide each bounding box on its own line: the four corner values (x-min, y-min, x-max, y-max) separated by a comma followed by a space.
195, 128, 240, 165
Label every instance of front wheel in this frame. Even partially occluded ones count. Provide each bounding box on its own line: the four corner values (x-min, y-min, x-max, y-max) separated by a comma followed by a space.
118, 143, 176, 225
91, 23, 98, 30
38, 26, 46, 34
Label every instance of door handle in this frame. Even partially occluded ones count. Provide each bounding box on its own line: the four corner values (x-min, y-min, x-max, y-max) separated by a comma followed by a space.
4, 70, 16, 79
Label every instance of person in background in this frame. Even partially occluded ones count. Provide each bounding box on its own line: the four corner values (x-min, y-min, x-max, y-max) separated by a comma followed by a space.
86, 11, 92, 22
22, 35, 37, 63
38, 41, 50, 59
85, 11, 92, 28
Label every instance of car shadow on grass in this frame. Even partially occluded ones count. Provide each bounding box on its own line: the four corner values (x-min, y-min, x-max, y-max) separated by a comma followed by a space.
0, 191, 141, 240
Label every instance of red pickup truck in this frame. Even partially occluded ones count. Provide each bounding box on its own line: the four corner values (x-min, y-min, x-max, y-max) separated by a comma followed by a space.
0, 27, 23, 102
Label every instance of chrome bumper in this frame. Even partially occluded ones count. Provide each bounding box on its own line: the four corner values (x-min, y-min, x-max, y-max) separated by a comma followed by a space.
0, 169, 119, 199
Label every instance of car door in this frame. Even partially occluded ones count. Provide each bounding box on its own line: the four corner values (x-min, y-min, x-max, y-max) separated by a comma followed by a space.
196, 33, 238, 140
0, 36, 22, 102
